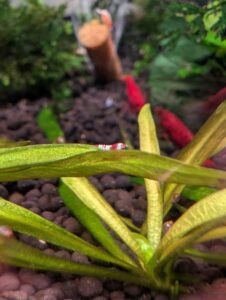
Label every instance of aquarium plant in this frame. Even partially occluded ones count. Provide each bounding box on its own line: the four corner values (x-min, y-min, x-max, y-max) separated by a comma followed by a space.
0, 103, 226, 296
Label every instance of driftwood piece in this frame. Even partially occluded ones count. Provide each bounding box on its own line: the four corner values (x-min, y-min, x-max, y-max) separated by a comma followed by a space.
78, 19, 122, 82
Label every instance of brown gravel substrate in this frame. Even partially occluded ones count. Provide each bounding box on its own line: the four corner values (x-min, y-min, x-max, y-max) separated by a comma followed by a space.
0, 82, 226, 300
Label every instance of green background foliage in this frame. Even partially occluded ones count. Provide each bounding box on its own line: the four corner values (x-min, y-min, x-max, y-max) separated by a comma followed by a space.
134, 0, 226, 107
0, 0, 83, 100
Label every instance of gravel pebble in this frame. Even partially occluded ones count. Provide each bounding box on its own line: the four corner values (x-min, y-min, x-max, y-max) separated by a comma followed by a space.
0, 273, 20, 292
35, 287, 64, 300
0, 290, 28, 300
115, 199, 132, 217
41, 183, 57, 195
19, 270, 51, 290
117, 190, 131, 202
38, 195, 52, 211
29, 207, 41, 214
22, 200, 35, 209
62, 217, 83, 234
134, 186, 146, 198
139, 293, 152, 300
60, 280, 78, 298
100, 175, 116, 189
102, 189, 118, 205
25, 189, 41, 199
105, 281, 122, 291
50, 197, 63, 210
124, 284, 142, 297
71, 252, 90, 264
110, 291, 125, 300
78, 277, 103, 298
20, 284, 35, 295
55, 250, 71, 260
132, 196, 146, 210
131, 209, 146, 226
42, 211, 55, 221
88, 177, 103, 192
115, 175, 133, 190
17, 180, 38, 193
9, 192, 24, 205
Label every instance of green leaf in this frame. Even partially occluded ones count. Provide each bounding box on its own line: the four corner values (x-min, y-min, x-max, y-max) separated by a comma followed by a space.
129, 176, 144, 185
197, 226, 226, 243
203, 3, 222, 31
59, 180, 135, 268
61, 177, 142, 260
0, 235, 150, 287
185, 248, 226, 266
120, 216, 141, 233
157, 218, 224, 268
164, 101, 226, 215
204, 31, 226, 49
138, 104, 162, 250
132, 233, 154, 265
131, 177, 210, 204
150, 36, 211, 105
0, 197, 128, 267
0, 144, 226, 188
181, 186, 216, 201
0, 137, 30, 148
158, 188, 226, 261
37, 106, 64, 142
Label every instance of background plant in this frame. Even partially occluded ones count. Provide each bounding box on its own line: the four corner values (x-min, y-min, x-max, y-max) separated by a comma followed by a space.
133, 0, 226, 108
0, 0, 83, 101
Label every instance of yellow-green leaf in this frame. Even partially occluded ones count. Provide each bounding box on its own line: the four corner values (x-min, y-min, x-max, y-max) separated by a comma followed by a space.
62, 177, 142, 260
0, 235, 149, 287
159, 189, 226, 260
0, 197, 128, 268
0, 144, 226, 188
59, 180, 135, 268
138, 104, 162, 250
164, 101, 226, 215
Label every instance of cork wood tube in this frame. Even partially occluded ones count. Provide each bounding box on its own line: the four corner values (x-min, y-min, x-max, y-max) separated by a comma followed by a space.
78, 20, 122, 82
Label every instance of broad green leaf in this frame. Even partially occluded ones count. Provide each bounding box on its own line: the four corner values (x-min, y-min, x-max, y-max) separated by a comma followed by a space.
204, 31, 226, 49
0, 137, 30, 148
36, 109, 138, 270
0, 235, 150, 287
181, 186, 216, 201
61, 177, 142, 260
59, 181, 135, 267
0, 197, 129, 268
150, 36, 211, 105
0, 144, 226, 187
119, 123, 134, 150
176, 102, 226, 163
157, 218, 225, 268
128, 179, 217, 203
132, 233, 154, 265
37, 106, 64, 142
158, 189, 226, 260
185, 248, 226, 266
138, 104, 162, 250
203, 2, 222, 31
164, 101, 226, 215
213, 136, 226, 156
120, 216, 141, 232
129, 176, 144, 185
197, 226, 226, 243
